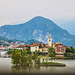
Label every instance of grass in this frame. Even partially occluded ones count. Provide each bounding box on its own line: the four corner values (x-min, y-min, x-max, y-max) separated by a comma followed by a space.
37, 55, 48, 58
41, 62, 64, 65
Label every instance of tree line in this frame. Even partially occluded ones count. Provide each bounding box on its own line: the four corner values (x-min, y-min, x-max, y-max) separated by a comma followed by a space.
64, 46, 75, 57
11, 49, 40, 66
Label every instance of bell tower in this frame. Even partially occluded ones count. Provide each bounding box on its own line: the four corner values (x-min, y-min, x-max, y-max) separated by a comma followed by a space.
48, 33, 52, 47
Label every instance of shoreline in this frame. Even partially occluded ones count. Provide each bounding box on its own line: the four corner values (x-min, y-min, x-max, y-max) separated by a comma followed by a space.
39, 64, 66, 66
1, 56, 75, 59
52, 57, 75, 59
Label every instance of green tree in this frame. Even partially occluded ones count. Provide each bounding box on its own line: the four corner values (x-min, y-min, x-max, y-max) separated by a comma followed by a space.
65, 47, 72, 56
22, 49, 27, 56
20, 49, 28, 65
12, 49, 21, 65
7, 51, 12, 55
70, 46, 75, 54
48, 47, 55, 57
39, 45, 42, 48
65, 47, 75, 57
66, 48, 71, 53
27, 50, 31, 54
27, 54, 32, 65
36, 57, 40, 65
48, 47, 55, 62
32, 51, 39, 64
42, 58, 44, 63
21, 55, 27, 65
46, 58, 48, 63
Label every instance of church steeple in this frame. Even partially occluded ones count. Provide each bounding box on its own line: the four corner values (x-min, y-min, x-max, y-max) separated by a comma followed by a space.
48, 33, 52, 47
49, 33, 51, 38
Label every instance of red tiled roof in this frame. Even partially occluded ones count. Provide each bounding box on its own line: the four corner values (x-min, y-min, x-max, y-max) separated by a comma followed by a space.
29, 45, 39, 47
45, 45, 50, 48
42, 44, 50, 48
17, 44, 39, 48
52, 43, 55, 45
31, 42, 42, 46
55, 42, 63, 45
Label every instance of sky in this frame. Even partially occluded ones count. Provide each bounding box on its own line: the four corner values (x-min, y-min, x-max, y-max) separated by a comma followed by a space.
0, 0, 75, 35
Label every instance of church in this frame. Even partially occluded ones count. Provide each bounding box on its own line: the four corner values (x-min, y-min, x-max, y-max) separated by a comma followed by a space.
48, 33, 67, 57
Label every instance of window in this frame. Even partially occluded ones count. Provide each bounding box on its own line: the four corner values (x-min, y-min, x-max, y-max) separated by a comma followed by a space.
49, 40, 50, 41
57, 47, 59, 52
35, 47, 37, 48
62, 47, 64, 52
35, 50, 37, 51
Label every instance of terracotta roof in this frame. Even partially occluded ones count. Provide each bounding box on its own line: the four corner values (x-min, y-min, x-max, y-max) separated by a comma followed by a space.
29, 45, 39, 47
45, 45, 50, 48
55, 42, 63, 45
31, 42, 42, 46
17, 44, 39, 48
43, 44, 50, 48
52, 43, 55, 45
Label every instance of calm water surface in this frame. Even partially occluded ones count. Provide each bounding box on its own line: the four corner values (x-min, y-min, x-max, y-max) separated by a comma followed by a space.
0, 58, 75, 75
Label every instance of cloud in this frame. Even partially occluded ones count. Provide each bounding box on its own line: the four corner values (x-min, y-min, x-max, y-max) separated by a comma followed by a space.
0, 0, 75, 34
0, 0, 75, 26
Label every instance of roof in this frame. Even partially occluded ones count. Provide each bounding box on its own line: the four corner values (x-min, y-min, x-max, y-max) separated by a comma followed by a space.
29, 45, 39, 47
45, 45, 50, 48
17, 44, 39, 48
43, 44, 50, 48
30, 42, 42, 46
55, 42, 63, 45
52, 43, 55, 45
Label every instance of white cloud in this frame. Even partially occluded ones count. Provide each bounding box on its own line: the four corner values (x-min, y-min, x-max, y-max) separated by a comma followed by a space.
0, 0, 75, 34
0, 0, 75, 26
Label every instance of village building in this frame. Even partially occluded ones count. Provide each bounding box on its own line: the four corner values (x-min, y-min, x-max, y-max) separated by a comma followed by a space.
17, 45, 29, 50
42, 45, 50, 53
17, 33, 67, 57
17, 44, 39, 52
53, 42, 67, 57
29, 45, 39, 52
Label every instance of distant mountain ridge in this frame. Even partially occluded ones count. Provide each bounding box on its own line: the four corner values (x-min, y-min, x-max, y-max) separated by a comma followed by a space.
25, 39, 43, 44
0, 16, 75, 47
0, 36, 42, 46
0, 36, 25, 45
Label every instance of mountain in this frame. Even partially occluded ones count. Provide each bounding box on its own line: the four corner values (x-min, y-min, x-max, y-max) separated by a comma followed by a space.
25, 39, 43, 44
0, 36, 25, 46
60, 19, 75, 35
0, 16, 75, 47
0, 36, 8, 41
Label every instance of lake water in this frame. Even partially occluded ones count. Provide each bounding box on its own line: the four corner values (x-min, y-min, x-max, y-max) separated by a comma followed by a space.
0, 58, 75, 75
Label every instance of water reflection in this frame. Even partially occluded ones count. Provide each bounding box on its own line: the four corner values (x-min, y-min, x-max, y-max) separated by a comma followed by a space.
0, 58, 75, 75
11, 64, 66, 75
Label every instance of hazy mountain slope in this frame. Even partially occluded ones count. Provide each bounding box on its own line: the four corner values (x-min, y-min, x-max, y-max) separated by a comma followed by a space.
0, 16, 75, 47
25, 39, 43, 44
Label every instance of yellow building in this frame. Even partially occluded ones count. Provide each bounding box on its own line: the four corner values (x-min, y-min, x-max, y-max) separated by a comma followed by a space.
42, 45, 50, 53
52, 43, 56, 49
30, 45, 39, 52
39, 48, 42, 52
